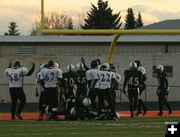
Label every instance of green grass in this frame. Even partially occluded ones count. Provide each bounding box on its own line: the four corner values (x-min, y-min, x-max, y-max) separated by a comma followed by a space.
0, 117, 180, 137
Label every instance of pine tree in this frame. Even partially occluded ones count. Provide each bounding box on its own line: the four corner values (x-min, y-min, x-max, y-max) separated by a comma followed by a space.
4, 21, 20, 35
124, 8, 136, 29
82, 0, 122, 29
136, 12, 144, 28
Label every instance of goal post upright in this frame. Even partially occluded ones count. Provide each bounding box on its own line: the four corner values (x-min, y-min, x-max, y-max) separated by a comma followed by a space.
40, 0, 180, 64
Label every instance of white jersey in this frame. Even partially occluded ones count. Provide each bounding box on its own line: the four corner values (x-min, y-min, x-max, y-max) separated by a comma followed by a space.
115, 73, 121, 84
35, 71, 44, 92
40, 67, 62, 88
138, 66, 146, 75
86, 68, 100, 88
99, 71, 116, 90
5, 67, 28, 88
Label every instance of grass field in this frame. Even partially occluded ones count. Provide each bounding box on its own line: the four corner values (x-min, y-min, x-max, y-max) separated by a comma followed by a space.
0, 116, 180, 137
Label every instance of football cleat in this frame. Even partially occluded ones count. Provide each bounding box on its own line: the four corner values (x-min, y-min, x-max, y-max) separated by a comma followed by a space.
16, 114, 23, 120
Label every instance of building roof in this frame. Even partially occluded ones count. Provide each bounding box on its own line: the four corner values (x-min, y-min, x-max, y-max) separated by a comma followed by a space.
140, 19, 180, 29
1, 35, 180, 43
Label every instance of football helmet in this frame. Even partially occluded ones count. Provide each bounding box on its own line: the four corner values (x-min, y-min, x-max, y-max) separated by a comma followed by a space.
47, 60, 54, 68
135, 60, 142, 67
14, 61, 22, 68
95, 59, 101, 66
54, 62, 59, 68
111, 66, 117, 73
100, 63, 110, 71
66, 64, 75, 72
91, 60, 98, 68
156, 64, 164, 72
39, 63, 46, 71
76, 62, 85, 71
129, 62, 137, 69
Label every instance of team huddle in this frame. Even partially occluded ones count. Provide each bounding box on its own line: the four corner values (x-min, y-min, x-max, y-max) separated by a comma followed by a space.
4, 59, 172, 120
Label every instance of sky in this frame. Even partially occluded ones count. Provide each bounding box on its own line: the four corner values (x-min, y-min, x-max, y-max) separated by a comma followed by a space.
0, 0, 180, 35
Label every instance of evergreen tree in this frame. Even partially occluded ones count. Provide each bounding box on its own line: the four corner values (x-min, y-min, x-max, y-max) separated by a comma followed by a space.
124, 8, 136, 29
136, 12, 143, 28
4, 21, 20, 35
82, 0, 122, 29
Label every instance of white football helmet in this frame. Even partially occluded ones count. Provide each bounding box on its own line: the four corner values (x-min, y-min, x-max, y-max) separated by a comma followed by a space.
129, 62, 137, 69
66, 64, 75, 72
39, 63, 46, 71
54, 62, 59, 68
76, 62, 85, 71
156, 64, 164, 72
100, 63, 110, 71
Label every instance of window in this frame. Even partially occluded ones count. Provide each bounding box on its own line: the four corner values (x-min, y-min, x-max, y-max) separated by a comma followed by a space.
152, 65, 173, 77
19, 46, 36, 55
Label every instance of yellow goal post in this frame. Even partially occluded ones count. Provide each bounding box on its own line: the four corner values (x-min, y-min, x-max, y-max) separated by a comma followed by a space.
40, 0, 180, 64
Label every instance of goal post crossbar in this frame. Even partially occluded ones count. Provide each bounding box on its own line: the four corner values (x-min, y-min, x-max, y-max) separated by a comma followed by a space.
41, 0, 180, 64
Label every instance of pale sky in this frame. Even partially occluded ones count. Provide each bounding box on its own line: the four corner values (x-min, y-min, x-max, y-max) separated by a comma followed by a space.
0, 0, 180, 35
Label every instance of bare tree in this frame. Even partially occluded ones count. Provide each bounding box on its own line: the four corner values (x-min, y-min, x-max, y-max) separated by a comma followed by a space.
30, 11, 74, 35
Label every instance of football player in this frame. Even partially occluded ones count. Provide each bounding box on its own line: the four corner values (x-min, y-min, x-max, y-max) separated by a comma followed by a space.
123, 62, 143, 118
40, 60, 63, 120
135, 60, 147, 116
35, 63, 47, 120
156, 65, 172, 116
75, 62, 89, 120
5, 61, 35, 120
97, 63, 116, 120
75, 62, 87, 97
86, 60, 100, 110
62, 64, 78, 120
110, 66, 121, 110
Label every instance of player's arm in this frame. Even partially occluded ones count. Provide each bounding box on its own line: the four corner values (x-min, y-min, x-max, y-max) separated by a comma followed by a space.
35, 79, 39, 97
26, 62, 36, 76
123, 71, 128, 94
81, 57, 89, 71
164, 74, 169, 94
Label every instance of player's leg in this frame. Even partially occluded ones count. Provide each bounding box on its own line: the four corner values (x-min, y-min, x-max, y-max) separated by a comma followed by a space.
162, 95, 172, 115
38, 92, 46, 120
158, 94, 163, 116
16, 88, 26, 120
97, 89, 104, 119
133, 91, 139, 113
10, 88, 18, 120
106, 89, 116, 119
88, 88, 97, 110
51, 88, 59, 120
128, 90, 134, 118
